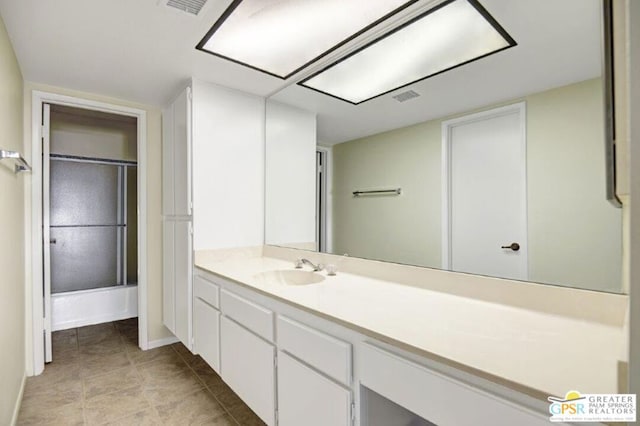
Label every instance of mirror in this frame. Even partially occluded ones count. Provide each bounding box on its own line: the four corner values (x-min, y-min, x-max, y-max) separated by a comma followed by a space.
265, 0, 623, 293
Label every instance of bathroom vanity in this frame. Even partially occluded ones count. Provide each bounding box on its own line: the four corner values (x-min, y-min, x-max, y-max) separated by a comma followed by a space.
188, 246, 626, 426
159, 2, 630, 424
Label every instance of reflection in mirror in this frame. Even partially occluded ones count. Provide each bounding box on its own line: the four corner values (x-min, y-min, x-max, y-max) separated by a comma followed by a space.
265, 0, 623, 293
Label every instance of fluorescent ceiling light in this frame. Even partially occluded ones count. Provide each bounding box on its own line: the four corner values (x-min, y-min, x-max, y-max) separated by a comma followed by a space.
197, 0, 419, 79
300, 0, 516, 104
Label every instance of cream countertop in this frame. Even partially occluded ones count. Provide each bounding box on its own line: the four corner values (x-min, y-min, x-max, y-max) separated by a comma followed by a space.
194, 246, 628, 399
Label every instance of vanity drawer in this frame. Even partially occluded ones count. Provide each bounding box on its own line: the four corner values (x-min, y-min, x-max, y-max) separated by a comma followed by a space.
194, 275, 220, 308
360, 343, 548, 426
221, 289, 274, 342
277, 316, 351, 385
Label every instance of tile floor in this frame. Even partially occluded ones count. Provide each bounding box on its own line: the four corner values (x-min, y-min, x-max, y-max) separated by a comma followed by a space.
17, 318, 266, 425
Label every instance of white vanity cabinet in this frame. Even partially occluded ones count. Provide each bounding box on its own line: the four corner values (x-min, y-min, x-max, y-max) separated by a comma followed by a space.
193, 266, 554, 426
162, 79, 265, 349
277, 316, 352, 426
162, 87, 193, 348
193, 274, 220, 372
278, 352, 351, 426
220, 289, 276, 426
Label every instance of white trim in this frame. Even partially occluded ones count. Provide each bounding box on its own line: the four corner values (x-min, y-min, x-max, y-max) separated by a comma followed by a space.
10, 374, 26, 426
316, 145, 333, 253
42, 104, 52, 363
148, 335, 180, 350
315, 147, 328, 252
440, 102, 529, 279
30, 90, 149, 375
628, 0, 640, 397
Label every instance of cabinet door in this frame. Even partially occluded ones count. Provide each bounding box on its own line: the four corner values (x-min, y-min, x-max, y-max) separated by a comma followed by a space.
278, 352, 351, 426
194, 298, 220, 373
162, 221, 175, 333
173, 88, 191, 216
161, 104, 175, 216
174, 220, 192, 348
221, 316, 275, 426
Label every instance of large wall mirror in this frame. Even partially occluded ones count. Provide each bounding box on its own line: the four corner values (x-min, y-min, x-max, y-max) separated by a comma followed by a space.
265, 0, 623, 294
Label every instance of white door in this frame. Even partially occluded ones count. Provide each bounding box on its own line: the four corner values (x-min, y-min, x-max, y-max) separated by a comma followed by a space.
42, 103, 52, 363
442, 103, 527, 281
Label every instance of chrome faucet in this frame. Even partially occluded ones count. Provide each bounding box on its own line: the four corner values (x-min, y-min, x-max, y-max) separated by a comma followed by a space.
295, 258, 324, 272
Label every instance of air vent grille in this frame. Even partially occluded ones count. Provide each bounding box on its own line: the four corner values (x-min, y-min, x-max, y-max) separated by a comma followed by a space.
392, 90, 420, 102
166, 0, 207, 15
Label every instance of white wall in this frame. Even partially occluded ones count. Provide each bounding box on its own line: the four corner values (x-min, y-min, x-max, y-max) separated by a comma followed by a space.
191, 79, 265, 250
0, 13, 25, 424
265, 100, 316, 248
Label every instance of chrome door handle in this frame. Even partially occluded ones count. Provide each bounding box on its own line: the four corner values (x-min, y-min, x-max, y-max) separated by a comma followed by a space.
501, 242, 520, 251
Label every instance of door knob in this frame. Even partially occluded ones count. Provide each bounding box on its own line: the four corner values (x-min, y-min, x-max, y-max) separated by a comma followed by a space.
50, 239, 57, 244
501, 242, 520, 251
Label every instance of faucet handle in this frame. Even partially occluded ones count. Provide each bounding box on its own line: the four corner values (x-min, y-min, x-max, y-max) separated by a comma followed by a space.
294, 258, 303, 269
325, 264, 337, 276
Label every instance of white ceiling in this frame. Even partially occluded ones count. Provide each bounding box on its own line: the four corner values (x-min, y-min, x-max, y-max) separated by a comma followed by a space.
0, 0, 287, 106
0, 0, 602, 143
272, 0, 604, 144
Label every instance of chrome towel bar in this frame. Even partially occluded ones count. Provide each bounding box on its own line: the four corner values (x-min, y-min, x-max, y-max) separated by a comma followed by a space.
0, 149, 32, 173
352, 188, 401, 197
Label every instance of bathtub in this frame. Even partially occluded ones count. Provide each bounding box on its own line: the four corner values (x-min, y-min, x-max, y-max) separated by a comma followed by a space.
51, 284, 138, 331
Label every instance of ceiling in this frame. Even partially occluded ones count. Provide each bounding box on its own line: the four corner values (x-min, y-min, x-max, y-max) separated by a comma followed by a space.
272, 0, 603, 144
0, 0, 602, 143
0, 0, 286, 106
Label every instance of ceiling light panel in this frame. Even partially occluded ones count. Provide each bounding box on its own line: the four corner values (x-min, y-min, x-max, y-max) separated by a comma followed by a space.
197, 0, 419, 79
300, 0, 516, 104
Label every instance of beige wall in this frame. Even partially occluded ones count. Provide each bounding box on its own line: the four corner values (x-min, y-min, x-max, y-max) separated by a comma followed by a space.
50, 108, 137, 161
0, 14, 25, 424
332, 119, 442, 268
332, 78, 622, 292
23, 82, 172, 374
527, 79, 621, 292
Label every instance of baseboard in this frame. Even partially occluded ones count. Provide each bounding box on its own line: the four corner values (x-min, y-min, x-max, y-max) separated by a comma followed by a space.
10, 373, 26, 426
147, 335, 180, 350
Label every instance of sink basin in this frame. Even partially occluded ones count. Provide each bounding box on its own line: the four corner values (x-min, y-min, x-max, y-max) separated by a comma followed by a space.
253, 269, 326, 286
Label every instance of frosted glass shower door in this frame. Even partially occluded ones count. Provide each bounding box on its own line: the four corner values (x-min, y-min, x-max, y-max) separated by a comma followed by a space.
49, 160, 123, 293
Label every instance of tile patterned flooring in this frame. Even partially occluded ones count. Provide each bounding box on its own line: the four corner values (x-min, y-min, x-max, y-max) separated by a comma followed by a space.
17, 319, 266, 425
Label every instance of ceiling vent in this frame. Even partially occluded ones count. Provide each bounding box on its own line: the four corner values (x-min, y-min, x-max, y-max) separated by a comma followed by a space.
392, 90, 420, 103
166, 0, 207, 15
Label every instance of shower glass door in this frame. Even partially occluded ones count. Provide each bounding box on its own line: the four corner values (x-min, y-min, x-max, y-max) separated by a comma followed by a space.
49, 158, 133, 293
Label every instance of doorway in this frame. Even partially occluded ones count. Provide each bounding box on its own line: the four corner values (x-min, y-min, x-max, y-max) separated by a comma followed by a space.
42, 104, 139, 362
31, 91, 148, 374
316, 149, 328, 252
441, 102, 528, 281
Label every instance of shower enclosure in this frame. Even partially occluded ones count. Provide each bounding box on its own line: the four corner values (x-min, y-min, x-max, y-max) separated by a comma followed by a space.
49, 157, 137, 292
45, 104, 139, 340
